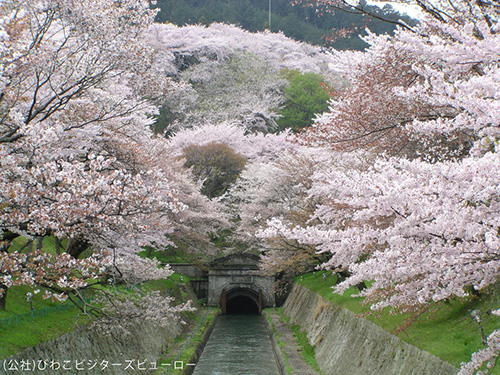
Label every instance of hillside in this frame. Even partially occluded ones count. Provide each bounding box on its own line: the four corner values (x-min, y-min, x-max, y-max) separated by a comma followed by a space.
154, 0, 418, 50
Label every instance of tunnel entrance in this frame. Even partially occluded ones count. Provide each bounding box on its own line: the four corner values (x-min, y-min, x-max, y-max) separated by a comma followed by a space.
226, 295, 259, 314
207, 253, 276, 310
221, 288, 262, 314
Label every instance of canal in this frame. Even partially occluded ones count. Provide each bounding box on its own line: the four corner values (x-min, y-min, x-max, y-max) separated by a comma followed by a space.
191, 314, 281, 375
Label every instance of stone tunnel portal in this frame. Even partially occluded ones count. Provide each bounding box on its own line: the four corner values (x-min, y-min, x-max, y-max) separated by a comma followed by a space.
207, 253, 275, 314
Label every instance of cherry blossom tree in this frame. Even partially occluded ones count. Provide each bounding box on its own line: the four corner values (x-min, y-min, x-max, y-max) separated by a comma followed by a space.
261, 0, 500, 372
155, 51, 287, 135
91, 289, 194, 337
0, 0, 177, 239
147, 22, 340, 76
167, 122, 293, 163
232, 148, 331, 271
298, 35, 474, 161
0, 0, 211, 327
146, 22, 345, 136
309, 0, 500, 300
166, 123, 298, 259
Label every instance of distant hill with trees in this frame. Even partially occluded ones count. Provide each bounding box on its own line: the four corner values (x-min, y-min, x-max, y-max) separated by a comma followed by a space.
154, 0, 417, 50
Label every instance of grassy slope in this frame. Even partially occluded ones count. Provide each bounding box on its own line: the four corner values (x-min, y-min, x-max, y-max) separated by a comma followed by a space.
7, 236, 68, 254
0, 298, 91, 358
1, 236, 200, 359
297, 271, 500, 370
139, 248, 189, 264
265, 309, 293, 374
0, 285, 67, 319
0, 275, 192, 359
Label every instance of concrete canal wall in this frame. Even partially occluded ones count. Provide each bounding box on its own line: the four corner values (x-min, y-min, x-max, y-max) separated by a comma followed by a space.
283, 284, 458, 375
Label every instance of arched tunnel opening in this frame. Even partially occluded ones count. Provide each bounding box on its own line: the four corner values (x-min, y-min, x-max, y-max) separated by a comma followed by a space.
226, 295, 259, 314
223, 289, 262, 314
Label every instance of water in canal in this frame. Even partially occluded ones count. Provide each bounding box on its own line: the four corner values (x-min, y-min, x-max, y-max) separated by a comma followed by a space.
191, 314, 281, 375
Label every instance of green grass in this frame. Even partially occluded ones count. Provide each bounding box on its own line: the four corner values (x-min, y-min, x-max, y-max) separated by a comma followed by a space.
264, 309, 293, 375
7, 235, 68, 254
0, 235, 91, 358
167, 272, 191, 284
0, 308, 90, 358
274, 307, 323, 374
0, 283, 98, 359
0, 272, 193, 360
0, 286, 66, 319
297, 271, 500, 371
291, 324, 322, 374
142, 273, 190, 291
139, 248, 189, 264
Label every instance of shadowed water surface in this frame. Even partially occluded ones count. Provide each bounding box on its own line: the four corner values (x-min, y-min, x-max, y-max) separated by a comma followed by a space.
192, 314, 280, 375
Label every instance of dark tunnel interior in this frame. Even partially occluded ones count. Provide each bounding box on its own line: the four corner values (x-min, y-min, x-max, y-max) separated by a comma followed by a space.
225, 295, 259, 314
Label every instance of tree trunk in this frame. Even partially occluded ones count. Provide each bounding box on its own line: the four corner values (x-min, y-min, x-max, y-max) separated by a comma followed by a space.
54, 236, 61, 255
35, 236, 43, 250
0, 285, 7, 311
336, 270, 350, 284
337, 270, 367, 291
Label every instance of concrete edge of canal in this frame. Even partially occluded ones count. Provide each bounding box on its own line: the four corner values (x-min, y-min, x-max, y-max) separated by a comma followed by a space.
264, 309, 320, 375
185, 308, 316, 375
175, 282, 459, 375
176, 308, 221, 375
264, 310, 287, 375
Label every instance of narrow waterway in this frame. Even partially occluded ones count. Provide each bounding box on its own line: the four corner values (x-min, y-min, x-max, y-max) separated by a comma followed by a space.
192, 314, 281, 375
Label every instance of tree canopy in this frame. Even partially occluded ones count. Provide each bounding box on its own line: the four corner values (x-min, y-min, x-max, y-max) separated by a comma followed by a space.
277, 70, 331, 132
2, 0, 500, 371
154, 0, 418, 50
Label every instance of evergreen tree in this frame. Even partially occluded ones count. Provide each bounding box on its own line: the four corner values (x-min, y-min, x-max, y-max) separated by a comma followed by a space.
277, 71, 331, 132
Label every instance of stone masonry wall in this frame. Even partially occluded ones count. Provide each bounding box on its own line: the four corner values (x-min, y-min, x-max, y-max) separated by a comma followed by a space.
283, 283, 458, 375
